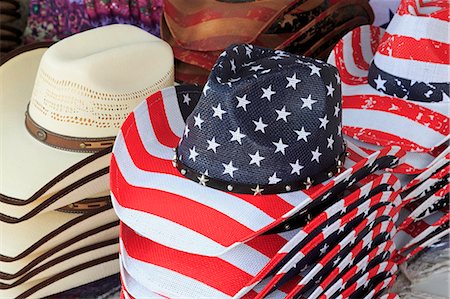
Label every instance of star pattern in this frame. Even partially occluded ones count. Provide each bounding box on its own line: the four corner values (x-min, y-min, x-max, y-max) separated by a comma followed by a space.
177, 44, 342, 186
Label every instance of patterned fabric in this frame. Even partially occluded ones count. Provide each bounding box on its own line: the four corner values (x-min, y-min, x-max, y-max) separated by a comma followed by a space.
23, 0, 162, 43
327, 0, 449, 175
177, 45, 344, 190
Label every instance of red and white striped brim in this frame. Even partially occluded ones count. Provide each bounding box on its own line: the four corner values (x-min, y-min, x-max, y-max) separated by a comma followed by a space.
256, 203, 398, 299
283, 220, 396, 299
110, 85, 405, 257
327, 2, 449, 154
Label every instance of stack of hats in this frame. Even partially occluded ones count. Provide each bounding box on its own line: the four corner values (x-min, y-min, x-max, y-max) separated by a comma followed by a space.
0, 0, 22, 56
0, 24, 174, 298
327, 0, 449, 279
161, 0, 374, 84
113, 44, 407, 298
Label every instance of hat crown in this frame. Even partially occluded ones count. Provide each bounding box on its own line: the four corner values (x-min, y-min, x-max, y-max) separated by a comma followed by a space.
368, 0, 450, 102
177, 45, 345, 188
28, 24, 174, 138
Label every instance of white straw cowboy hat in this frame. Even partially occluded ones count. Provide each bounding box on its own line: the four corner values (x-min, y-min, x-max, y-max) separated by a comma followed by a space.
0, 24, 174, 222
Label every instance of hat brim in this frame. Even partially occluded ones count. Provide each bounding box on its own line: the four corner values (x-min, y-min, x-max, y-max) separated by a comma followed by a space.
111, 85, 405, 257
328, 25, 449, 153
0, 206, 116, 261
0, 237, 118, 287
0, 45, 111, 208
2, 250, 118, 298
0, 222, 118, 279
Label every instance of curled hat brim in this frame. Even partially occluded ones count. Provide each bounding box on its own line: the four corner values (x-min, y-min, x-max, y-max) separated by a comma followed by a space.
111, 84, 405, 257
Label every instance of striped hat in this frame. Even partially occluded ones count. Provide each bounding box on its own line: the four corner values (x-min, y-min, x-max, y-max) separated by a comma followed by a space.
327, 0, 449, 158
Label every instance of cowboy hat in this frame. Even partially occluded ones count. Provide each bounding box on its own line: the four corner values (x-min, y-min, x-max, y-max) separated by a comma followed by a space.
0, 24, 174, 222
327, 0, 449, 174
111, 44, 405, 258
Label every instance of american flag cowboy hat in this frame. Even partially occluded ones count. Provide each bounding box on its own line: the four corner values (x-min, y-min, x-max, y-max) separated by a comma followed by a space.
327, 0, 450, 174
111, 44, 405, 298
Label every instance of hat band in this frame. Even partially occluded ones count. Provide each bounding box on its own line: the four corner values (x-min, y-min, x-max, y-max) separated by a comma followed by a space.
173, 149, 347, 196
57, 196, 112, 214
368, 62, 450, 103
25, 109, 115, 153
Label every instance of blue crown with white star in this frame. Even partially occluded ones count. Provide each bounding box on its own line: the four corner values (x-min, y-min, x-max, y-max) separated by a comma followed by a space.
175, 44, 346, 195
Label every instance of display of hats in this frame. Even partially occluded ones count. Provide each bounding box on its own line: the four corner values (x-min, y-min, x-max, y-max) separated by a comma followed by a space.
162, 0, 374, 84
0, 24, 174, 297
327, 0, 449, 175
0, 0, 447, 297
112, 44, 405, 298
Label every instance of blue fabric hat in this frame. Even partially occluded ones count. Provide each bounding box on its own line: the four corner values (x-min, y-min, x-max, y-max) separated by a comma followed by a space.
176, 44, 346, 194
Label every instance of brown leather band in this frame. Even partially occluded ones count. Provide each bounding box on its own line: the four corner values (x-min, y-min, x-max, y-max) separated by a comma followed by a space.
25, 109, 115, 153
57, 197, 111, 213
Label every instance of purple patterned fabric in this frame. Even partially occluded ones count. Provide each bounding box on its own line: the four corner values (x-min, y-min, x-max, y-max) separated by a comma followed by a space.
23, 0, 163, 44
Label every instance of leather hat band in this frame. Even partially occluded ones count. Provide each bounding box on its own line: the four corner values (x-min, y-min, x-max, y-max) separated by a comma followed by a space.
25, 109, 115, 153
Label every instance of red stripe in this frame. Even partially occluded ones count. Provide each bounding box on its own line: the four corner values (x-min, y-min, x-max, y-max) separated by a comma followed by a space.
397, 0, 449, 22
343, 95, 449, 135
244, 233, 290, 258
370, 26, 382, 54
121, 223, 254, 296
112, 158, 257, 247
147, 91, 181, 148
352, 27, 370, 71
333, 40, 368, 85
377, 33, 450, 64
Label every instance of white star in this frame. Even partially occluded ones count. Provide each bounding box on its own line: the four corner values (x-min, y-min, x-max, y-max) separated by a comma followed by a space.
300, 94, 317, 110
197, 174, 209, 186
236, 94, 250, 111
326, 82, 335, 97
206, 137, 220, 153
309, 64, 321, 76
319, 115, 329, 129
335, 73, 341, 84
290, 160, 304, 175
337, 124, 342, 135
319, 243, 329, 255
311, 146, 322, 163
334, 104, 340, 117
222, 161, 238, 178
193, 113, 204, 129
245, 46, 252, 58
183, 94, 191, 105
250, 64, 263, 72
253, 117, 268, 133
212, 103, 226, 119
270, 55, 283, 60
327, 135, 334, 149
268, 172, 282, 184
280, 14, 296, 28
286, 73, 301, 90
229, 127, 246, 144
249, 150, 265, 166
184, 126, 190, 137
188, 146, 199, 162
294, 127, 311, 142
230, 59, 236, 73
261, 85, 276, 101
273, 138, 288, 155
374, 75, 387, 91
203, 81, 210, 95
333, 256, 341, 266
251, 185, 264, 195
275, 106, 291, 122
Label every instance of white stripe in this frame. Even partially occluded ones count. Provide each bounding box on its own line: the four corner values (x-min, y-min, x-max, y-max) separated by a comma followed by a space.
343, 30, 370, 78
120, 242, 232, 299
386, 14, 450, 44
373, 53, 450, 83
219, 243, 270, 276
114, 138, 275, 231
161, 87, 186, 137
277, 191, 309, 207
120, 257, 167, 299
343, 108, 447, 149
132, 107, 174, 160
253, 277, 287, 298
112, 194, 227, 255
360, 26, 377, 66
